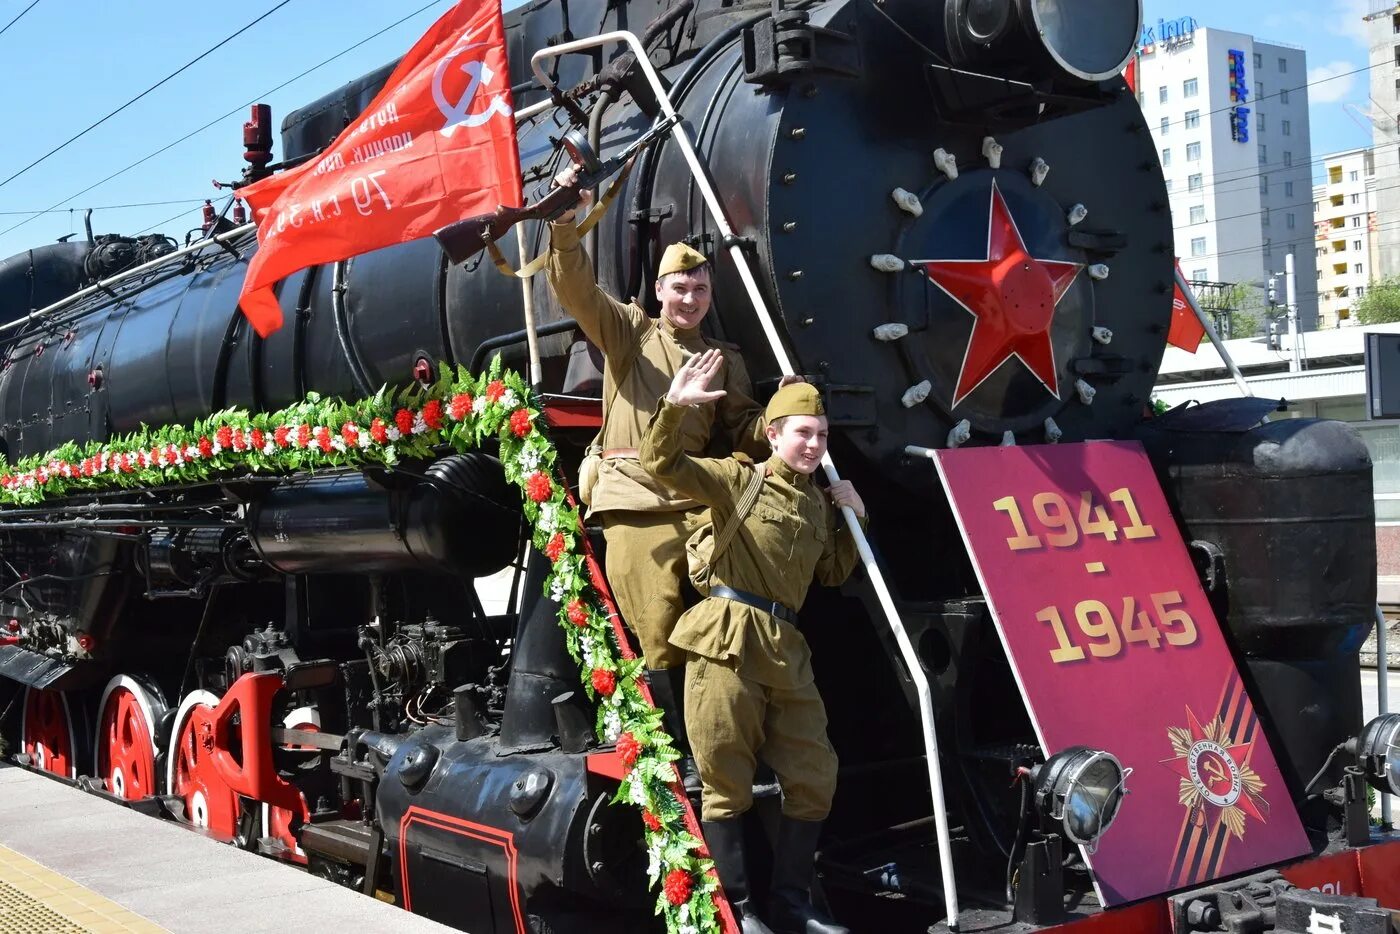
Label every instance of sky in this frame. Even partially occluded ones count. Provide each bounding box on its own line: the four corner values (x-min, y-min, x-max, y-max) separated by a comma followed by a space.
0, 0, 1382, 262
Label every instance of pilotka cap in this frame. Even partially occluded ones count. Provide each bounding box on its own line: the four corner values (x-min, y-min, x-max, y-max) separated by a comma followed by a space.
657, 242, 709, 277
765, 382, 825, 421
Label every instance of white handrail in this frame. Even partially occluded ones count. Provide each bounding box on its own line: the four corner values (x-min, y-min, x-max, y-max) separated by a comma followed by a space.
529, 30, 962, 930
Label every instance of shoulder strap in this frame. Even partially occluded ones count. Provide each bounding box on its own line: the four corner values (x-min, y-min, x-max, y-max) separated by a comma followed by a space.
709, 463, 766, 566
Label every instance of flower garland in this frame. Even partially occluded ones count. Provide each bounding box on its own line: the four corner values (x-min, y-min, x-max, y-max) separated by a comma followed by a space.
0, 358, 720, 934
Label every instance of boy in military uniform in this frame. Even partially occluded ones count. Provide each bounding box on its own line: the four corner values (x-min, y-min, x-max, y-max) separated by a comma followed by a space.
545, 165, 771, 786
641, 349, 864, 934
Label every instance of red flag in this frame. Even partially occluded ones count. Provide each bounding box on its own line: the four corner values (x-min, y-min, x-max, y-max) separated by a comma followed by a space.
237, 0, 522, 336
1169, 261, 1207, 352
1124, 53, 1138, 95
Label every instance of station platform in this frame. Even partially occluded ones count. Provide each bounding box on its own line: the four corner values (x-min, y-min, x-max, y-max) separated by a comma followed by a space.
0, 763, 456, 934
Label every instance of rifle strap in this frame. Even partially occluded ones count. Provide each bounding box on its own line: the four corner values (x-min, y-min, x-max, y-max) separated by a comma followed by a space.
484, 157, 637, 279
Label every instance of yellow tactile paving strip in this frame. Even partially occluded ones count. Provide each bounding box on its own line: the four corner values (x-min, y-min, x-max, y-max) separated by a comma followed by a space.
0, 844, 168, 933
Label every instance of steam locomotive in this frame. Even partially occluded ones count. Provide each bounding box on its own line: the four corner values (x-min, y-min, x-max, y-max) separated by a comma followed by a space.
1, 0, 1396, 931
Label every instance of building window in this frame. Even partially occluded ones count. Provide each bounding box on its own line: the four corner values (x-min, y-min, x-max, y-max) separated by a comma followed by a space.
1193, 267, 1207, 280
1184, 109, 1200, 129
1186, 142, 1201, 161
1260, 144, 1268, 162
1278, 56, 1287, 73
1352, 193, 1360, 204
1262, 207, 1271, 226
1260, 175, 1269, 194
1356, 263, 1365, 274
1161, 147, 1171, 166
1161, 116, 1170, 135
1359, 286, 1367, 298
1280, 87, 1289, 104
1159, 85, 1168, 103
1355, 239, 1363, 251
1353, 215, 1363, 227
1287, 213, 1296, 229
1184, 78, 1198, 97
1351, 170, 1360, 181
1285, 180, 1294, 197
1164, 179, 1173, 191
1258, 112, 1266, 132
1191, 237, 1206, 256
1254, 52, 1262, 69
1263, 239, 1272, 260
1283, 151, 1292, 166
1258, 81, 1264, 99
1188, 173, 1203, 191
1282, 119, 1291, 136
1396, 77, 1400, 100
1189, 205, 1205, 223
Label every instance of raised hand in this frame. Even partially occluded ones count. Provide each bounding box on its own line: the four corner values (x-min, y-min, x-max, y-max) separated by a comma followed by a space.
829, 479, 866, 519
666, 348, 728, 407
552, 163, 594, 224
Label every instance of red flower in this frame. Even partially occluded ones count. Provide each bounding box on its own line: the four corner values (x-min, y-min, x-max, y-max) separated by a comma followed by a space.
591, 669, 617, 697
394, 408, 415, 436
251, 428, 265, 451
662, 869, 693, 907
510, 408, 532, 438
370, 418, 389, 445
150, 447, 160, 466
450, 393, 473, 421
120, 454, 134, 473
485, 380, 506, 403
526, 471, 552, 503
314, 427, 333, 453
215, 425, 233, 449
198, 437, 213, 459
231, 429, 245, 452
642, 810, 663, 833
566, 600, 589, 627
617, 732, 641, 768
545, 532, 566, 562
296, 424, 311, 449
274, 426, 290, 449
341, 423, 359, 448
421, 399, 444, 431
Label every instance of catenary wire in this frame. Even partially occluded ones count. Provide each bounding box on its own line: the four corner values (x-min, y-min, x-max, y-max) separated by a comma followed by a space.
0, 0, 294, 192
0, 0, 450, 242
0, 0, 42, 39
0, 198, 207, 216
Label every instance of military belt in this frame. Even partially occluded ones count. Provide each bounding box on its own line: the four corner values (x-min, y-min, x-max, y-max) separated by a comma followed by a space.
602, 447, 639, 459
709, 585, 798, 625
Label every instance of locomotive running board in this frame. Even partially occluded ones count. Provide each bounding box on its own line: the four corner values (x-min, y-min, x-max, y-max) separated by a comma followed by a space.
528, 30, 964, 930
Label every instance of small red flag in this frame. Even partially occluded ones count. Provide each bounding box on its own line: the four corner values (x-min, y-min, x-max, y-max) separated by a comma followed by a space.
1168, 261, 1207, 353
236, 0, 522, 336
1124, 53, 1138, 95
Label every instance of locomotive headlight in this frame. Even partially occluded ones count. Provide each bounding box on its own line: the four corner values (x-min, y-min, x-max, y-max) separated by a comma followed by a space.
1019, 0, 1142, 83
1032, 747, 1130, 847
1349, 713, 1400, 795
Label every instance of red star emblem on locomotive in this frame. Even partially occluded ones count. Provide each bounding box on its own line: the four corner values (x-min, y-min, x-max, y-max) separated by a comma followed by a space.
916, 180, 1084, 407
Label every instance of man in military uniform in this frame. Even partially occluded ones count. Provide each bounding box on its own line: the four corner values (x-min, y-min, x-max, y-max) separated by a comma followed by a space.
545, 164, 771, 788
641, 349, 865, 934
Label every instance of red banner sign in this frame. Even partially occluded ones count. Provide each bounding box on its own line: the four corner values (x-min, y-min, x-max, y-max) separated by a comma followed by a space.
934, 441, 1308, 904
237, 0, 523, 337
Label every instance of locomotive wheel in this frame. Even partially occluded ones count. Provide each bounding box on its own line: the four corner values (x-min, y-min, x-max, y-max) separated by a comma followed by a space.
166, 689, 240, 839
260, 704, 320, 864
19, 686, 80, 778
94, 674, 168, 801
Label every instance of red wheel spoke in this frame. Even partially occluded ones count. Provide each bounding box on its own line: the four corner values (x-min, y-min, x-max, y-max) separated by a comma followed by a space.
95, 677, 163, 801
22, 687, 75, 778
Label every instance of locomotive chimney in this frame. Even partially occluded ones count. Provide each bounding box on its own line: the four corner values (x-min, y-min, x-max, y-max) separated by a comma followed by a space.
243, 103, 274, 181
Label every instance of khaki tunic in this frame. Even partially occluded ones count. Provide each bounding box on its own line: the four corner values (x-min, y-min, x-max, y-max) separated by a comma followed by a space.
639, 399, 863, 820
544, 221, 767, 669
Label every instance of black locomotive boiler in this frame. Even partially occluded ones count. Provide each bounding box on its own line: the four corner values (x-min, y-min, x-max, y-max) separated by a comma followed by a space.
0, 0, 1392, 932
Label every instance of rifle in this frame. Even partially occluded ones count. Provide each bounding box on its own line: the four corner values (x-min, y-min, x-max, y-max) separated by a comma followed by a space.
434, 114, 678, 266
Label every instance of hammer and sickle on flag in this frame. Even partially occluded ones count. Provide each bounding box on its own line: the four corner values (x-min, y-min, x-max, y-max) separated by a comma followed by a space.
235, 0, 523, 337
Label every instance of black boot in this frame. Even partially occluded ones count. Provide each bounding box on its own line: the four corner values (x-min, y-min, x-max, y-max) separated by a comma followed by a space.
702, 818, 775, 934
769, 817, 848, 934
646, 667, 701, 796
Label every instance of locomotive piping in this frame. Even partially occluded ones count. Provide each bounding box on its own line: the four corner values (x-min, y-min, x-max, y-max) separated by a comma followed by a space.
333, 259, 377, 398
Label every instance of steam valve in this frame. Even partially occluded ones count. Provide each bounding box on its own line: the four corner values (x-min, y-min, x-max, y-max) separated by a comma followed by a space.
201, 200, 216, 236
233, 199, 247, 225
243, 104, 274, 171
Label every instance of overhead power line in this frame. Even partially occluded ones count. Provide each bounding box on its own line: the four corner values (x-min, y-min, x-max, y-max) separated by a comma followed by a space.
0, 0, 42, 39
0, 198, 207, 216
0, 0, 293, 193
0, 0, 448, 242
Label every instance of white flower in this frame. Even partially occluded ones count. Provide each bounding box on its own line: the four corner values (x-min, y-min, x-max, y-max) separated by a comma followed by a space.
498, 389, 518, 409
472, 396, 487, 414
211, 442, 222, 455
357, 432, 371, 450
537, 502, 558, 533
602, 708, 622, 742
411, 413, 427, 435
263, 441, 276, 456
646, 842, 662, 879
628, 778, 647, 805
579, 632, 599, 668
331, 438, 346, 453
679, 904, 692, 925
549, 574, 567, 602
517, 446, 541, 473
609, 689, 624, 708
679, 925, 699, 934
386, 425, 402, 442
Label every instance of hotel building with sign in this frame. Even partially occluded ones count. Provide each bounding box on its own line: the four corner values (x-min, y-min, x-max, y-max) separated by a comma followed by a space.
1136, 20, 1318, 328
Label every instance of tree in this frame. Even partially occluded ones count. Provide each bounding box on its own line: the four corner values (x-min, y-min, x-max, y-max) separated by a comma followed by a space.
1356, 276, 1400, 325
1196, 282, 1264, 339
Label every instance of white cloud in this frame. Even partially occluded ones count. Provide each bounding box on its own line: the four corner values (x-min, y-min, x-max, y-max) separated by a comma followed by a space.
1309, 61, 1358, 103
1325, 0, 1371, 49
